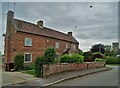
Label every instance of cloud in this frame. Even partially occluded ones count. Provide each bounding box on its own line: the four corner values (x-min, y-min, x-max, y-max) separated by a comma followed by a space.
1, 2, 118, 52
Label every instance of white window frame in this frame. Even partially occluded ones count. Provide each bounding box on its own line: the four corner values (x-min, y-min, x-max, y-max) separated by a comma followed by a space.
24, 53, 32, 63
55, 41, 59, 49
66, 43, 68, 48
24, 38, 32, 46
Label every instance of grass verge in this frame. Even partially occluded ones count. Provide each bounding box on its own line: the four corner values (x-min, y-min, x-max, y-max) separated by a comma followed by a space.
22, 69, 35, 75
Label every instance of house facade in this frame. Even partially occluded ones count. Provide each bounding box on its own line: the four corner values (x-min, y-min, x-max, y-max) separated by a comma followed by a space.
4, 10, 79, 71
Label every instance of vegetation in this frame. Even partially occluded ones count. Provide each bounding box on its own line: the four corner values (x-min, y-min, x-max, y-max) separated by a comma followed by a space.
23, 64, 34, 70
95, 58, 107, 62
93, 52, 103, 61
90, 44, 105, 54
22, 69, 35, 75
53, 57, 61, 63
106, 56, 120, 64
79, 49, 83, 55
34, 56, 44, 77
105, 50, 116, 57
60, 54, 84, 63
83, 52, 93, 62
14, 54, 24, 70
44, 47, 56, 64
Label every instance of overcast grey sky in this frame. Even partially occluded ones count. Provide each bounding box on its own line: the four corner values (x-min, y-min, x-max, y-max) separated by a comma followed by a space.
1, 2, 118, 54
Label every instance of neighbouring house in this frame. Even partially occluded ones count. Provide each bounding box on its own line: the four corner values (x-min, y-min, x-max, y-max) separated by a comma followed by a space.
4, 10, 80, 71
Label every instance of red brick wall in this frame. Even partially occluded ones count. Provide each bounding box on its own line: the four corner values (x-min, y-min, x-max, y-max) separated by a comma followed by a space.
5, 30, 79, 63
43, 62, 105, 78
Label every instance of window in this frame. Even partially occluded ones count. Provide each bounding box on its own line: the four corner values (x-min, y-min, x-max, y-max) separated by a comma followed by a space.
66, 43, 68, 48
73, 44, 76, 50
55, 41, 59, 49
24, 53, 32, 63
74, 44, 76, 50
25, 38, 32, 46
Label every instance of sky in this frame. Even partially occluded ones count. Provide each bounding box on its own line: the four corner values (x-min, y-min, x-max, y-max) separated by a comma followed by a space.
0, 1, 119, 54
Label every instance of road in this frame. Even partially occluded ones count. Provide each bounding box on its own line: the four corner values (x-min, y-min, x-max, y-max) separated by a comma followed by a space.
52, 66, 119, 86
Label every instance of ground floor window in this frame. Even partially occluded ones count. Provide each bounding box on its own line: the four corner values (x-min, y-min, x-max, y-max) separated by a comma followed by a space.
24, 53, 32, 63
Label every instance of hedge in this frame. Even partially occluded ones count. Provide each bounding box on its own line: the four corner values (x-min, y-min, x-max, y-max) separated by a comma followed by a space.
83, 52, 93, 62
60, 54, 84, 63
93, 52, 103, 61
106, 56, 120, 64
95, 58, 107, 62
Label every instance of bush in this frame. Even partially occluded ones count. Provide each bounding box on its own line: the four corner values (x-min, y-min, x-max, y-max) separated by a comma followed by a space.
44, 47, 56, 64
34, 56, 44, 77
83, 52, 93, 62
105, 50, 116, 57
23, 64, 34, 70
95, 58, 107, 62
71, 54, 84, 63
53, 57, 61, 63
60, 54, 84, 63
14, 54, 24, 70
106, 56, 120, 64
60, 54, 71, 63
93, 52, 103, 61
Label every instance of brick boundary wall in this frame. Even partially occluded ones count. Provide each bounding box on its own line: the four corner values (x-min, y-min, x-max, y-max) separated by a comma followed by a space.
43, 62, 105, 78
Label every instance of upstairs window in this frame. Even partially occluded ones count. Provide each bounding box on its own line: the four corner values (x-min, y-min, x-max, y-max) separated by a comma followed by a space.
55, 41, 59, 49
25, 38, 32, 46
24, 53, 32, 63
66, 43, 68, 48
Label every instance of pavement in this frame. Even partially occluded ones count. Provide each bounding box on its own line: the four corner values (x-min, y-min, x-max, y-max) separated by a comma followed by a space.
2, 70, 38, 86
7, 66, 112, 87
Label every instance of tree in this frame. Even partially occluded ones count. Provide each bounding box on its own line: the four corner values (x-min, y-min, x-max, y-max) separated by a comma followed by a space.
90, 44, 105, 54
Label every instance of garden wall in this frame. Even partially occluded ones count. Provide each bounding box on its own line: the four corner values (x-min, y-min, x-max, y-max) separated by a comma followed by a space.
43, 62, 105, 78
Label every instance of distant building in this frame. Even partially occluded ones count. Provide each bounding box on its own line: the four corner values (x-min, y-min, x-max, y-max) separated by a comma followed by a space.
112, 42, 119, 54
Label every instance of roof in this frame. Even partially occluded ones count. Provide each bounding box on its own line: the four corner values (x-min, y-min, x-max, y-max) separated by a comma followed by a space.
13, 18, 79, 44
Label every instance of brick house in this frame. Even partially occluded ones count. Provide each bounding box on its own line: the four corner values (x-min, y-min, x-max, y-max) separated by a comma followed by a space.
4, 10, 79, 71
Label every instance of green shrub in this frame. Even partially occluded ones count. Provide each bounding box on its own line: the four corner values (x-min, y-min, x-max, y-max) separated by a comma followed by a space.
44, 47, 56, 64
34, 56, 44, 77
53, 57, 61, 63
79, 49, 83, 55
105, 50, 116, 57
93, 52, 103, 61
106, 56, 120, 64
71, 54, 84, 63
95, 58, 107, 62
60, 54, 71, 63
60, 54, 84, 63
14, 54, 24, 70
83, 52, 93, 62
23, 64, 34, 70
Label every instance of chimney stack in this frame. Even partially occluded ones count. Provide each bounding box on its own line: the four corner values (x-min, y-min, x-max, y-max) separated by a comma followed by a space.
7, 10, 14, 22
37, 20, 43, 28
68, 32, 72, 36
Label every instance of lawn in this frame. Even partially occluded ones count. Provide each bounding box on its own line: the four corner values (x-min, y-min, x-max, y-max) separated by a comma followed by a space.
22, 69, 35, 75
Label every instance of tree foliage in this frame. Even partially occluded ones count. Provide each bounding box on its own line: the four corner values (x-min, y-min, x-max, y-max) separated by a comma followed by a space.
90, 44, 105, 54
